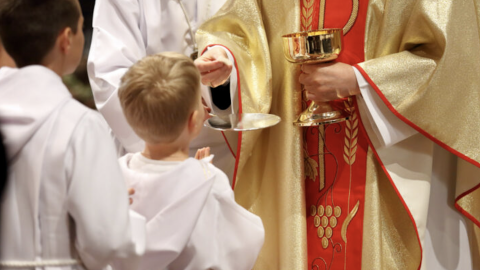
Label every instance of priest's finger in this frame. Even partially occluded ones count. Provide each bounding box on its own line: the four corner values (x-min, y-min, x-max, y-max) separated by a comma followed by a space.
128, 188, 135, 196
195, 60, 225, 74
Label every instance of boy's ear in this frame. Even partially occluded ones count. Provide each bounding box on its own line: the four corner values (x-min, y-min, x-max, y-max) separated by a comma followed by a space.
58, 27, 73, 55
188, 109, 200, 133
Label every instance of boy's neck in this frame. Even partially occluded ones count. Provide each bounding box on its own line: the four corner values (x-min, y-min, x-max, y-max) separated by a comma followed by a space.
142, 142, 190, 161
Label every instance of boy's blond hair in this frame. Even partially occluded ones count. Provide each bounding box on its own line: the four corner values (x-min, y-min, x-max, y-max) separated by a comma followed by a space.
118, 52, 201, 144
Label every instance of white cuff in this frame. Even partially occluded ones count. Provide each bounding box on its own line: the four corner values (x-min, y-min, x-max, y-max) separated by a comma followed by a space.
353, 66, 417, 148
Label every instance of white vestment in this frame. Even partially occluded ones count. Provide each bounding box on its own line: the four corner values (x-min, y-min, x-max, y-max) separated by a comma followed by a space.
118, 153, 265, 270
87, 0, 236, 180
0, 66, 145, 270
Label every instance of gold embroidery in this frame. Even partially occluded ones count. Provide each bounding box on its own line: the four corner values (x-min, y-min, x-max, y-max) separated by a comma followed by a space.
317, 0, 359, 35
318, 126, 325, 191
322, 237, 329, 249
330, 216, 338, 228
314, 216, 321, 227
318, 0, 326, 29
334, 206, 342, 217
344, 99, 358, 165
318, 226, 325, 238
326, 205, 333, 217
341, 200, 360, 243
318, 205, 325, 216
310, 205, 317, 216
301, 0, 315, 31
305, 149, 319, 181
343, 0, 359, 34
325, 227, 333, 238
321, 216, 329, 227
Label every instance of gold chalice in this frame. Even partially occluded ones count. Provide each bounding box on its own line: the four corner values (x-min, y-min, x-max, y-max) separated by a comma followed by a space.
282, 29, 349, 126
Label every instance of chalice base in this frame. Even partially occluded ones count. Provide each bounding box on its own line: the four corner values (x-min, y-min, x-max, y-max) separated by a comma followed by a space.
294, 102, 349, 126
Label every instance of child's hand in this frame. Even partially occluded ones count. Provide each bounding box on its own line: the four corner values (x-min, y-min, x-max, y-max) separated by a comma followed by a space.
128, 188, 135, 205
195, 147, 211, 161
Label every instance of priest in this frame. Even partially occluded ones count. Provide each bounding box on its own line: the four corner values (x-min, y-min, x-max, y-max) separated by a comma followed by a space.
195, 0, 480, 269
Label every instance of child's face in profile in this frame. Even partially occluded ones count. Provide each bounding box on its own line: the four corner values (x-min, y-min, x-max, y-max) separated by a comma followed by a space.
64, 0, 84, 75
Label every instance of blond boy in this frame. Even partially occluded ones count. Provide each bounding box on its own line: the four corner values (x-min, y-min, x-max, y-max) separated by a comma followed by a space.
118, 52, 264, 270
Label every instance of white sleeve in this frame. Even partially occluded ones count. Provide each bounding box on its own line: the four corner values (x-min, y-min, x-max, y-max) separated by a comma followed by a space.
203, 45, 239, 116
196, 168, 265, 270
87, 0, 146, 153
353, 67, 418, 148
65, 112, 145, 270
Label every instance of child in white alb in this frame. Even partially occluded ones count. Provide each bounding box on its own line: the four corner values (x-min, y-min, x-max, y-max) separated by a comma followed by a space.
117, 52, 265, 270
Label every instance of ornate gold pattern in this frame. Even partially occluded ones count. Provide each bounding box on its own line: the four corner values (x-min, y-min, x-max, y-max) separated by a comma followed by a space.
310, 205, 317, 216
334, 206, 342, 217
301, 0, 315, 31
318, 226, 325, 238
314, 216, 321, 227
330, 216, 338, 228
326, 205, 333, 217
322, 237, 329, 249
325, 227, 333, 238
318, 0, 326, 29
318, 205, 325, 216
341, 200, 360, 243
321, 216, 329, 227
305, 149, 319, 181
344, 99, 358, 165
343, 0, 359, 35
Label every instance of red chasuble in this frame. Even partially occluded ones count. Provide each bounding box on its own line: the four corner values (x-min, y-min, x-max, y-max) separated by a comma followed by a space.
301, 0, 370, 269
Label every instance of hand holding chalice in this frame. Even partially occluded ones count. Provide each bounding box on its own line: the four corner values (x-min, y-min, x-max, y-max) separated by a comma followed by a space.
282, 29, 349, 126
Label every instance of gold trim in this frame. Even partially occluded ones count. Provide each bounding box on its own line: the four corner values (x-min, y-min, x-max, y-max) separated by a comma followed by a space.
301, 0, 315, 31
318, 0, 326, 29
341, 200, 360, 243
343, 0, 359, 35
318, 126, 325, 191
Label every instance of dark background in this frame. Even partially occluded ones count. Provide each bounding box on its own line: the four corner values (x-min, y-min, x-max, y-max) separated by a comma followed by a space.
66, 0, 96, 108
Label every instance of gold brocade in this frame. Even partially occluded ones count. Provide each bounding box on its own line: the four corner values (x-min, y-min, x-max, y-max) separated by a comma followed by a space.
197, 0, 306, 269
359, 0, 480, 234
362, 148, 421, 269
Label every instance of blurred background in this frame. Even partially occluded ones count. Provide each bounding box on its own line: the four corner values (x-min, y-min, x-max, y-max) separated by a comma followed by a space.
65, 0, 96, 109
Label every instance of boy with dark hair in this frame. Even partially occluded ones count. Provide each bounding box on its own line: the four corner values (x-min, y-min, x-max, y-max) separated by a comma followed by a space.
0, 0, 145, 269
117, 52, 264, 270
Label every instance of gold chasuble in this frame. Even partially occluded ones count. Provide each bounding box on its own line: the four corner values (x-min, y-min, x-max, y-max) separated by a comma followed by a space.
197, 0, 480, 269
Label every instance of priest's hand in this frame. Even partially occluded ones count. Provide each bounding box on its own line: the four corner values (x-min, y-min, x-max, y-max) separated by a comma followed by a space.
194, 47, 232, 88
299, 62, 360, 102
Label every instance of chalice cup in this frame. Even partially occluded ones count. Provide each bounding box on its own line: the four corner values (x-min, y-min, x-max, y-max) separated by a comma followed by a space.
282, 29, 349, 126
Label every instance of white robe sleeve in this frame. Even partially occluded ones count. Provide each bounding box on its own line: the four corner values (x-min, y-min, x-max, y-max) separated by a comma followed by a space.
65, 111, 145, 270
353, 67, 418, 148
87, 0, 146, 153
170, 166, 265, 270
